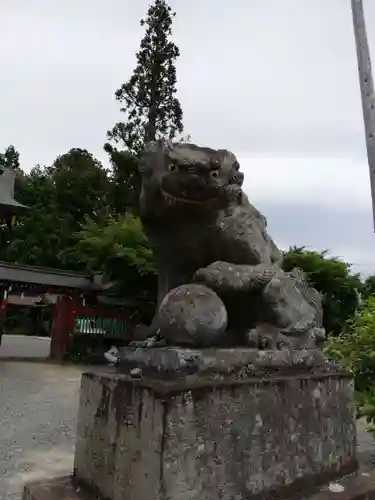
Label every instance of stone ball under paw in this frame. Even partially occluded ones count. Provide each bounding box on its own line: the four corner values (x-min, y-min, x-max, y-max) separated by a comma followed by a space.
158, 284, 228, 347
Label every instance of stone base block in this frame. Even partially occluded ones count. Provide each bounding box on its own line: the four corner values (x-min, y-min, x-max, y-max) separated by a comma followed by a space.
23, 471, 375, 500
117, 346, 330, 380
23, 477, 86, 500
71, 348, 358, 500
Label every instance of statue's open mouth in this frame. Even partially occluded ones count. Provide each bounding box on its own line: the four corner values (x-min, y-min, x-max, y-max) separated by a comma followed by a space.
161, 189, 212, 205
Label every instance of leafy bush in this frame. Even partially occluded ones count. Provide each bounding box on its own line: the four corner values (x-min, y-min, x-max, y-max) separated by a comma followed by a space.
325, 296, 375, 429
73, 213, 157, 301
282, 246, 362, 336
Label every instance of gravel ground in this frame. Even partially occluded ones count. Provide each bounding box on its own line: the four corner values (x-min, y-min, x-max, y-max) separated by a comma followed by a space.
0, 362, 86, 500
356, 418, 375, 468
0, 361, 374, 500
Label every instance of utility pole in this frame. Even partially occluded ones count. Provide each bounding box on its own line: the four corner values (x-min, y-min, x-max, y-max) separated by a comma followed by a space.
351, 0, 375, 231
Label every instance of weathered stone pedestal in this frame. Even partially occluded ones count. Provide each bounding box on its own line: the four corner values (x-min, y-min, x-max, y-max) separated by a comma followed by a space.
24, 348, 375, 500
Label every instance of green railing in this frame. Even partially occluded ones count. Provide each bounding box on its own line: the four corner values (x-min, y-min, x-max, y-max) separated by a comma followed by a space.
74, 316, 126, 338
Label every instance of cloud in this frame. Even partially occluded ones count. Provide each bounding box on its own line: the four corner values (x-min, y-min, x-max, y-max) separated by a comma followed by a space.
240, 155, 375, 276
2, 0, 374, 164
0, 0, 375, 274
241, 155, 371, 211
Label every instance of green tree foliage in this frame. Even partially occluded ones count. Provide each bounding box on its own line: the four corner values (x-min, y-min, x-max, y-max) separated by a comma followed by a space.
326, 297, 375, 428
105, 0, 184, 214
104, 146, 140, 215
74, 214, 157, 301
0, 145, 20, 170
361, 275, 375, 300
2, 149, 110, 270
0, 161, 63, 267
282, 246, 362, 336
107, 0, 183, 152
45, 148, 111, 224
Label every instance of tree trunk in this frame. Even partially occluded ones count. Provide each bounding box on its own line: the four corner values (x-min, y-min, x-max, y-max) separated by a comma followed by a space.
351, 0, 375, 231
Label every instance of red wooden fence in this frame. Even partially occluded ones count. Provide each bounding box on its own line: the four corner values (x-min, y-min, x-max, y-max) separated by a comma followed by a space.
49, 295, 137, 361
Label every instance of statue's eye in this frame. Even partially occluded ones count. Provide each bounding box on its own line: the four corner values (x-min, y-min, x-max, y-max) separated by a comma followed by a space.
210, 170, 219, 178
169, 163, 177, 172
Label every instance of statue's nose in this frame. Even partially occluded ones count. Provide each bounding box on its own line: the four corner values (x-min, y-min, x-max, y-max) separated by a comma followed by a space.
187, 166, 199, 176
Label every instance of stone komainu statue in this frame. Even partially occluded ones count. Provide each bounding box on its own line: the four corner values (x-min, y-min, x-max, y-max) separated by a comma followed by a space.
137, 139, 325, 349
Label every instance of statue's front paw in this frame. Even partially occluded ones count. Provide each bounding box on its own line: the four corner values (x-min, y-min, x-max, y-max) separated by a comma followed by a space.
194, 265, 221, 287
245, 324, 280, 350
193, 262, 234, 292
193, 268, 208, 284
195, 262, 273, 294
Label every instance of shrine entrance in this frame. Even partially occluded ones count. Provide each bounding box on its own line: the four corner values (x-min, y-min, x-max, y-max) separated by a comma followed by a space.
0, 293, 54, 360
0, 261, 149, 361
0, 165, 151, 361
49, 294, 142, 362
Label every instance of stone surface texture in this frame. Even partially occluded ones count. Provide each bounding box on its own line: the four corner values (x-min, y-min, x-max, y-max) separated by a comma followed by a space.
73, 356, 357, 500
117, 346, 331, 380
22, 470, 375, 500
0, 362, 369, 500
308, 468, 375, 500
158, 284, 228, 346
23, 476, 91, 500
136, 140, 325, 348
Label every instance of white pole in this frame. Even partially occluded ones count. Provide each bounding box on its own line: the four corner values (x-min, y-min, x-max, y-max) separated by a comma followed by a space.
351, 0, 375, 231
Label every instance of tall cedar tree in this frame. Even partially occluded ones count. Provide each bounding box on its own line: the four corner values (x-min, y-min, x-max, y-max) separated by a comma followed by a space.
0, 145, 20, 170
105, 0, 183, 214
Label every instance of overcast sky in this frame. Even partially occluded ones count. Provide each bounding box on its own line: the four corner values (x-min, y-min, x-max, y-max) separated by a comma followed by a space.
1, 0, 375, 275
